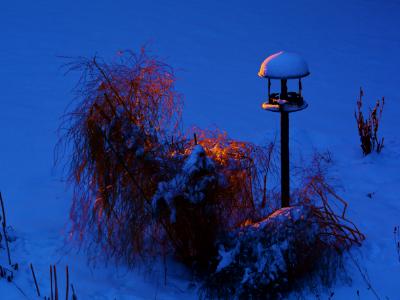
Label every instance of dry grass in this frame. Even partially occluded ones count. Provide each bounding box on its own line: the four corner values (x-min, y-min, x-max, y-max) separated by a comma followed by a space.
355, 88, 384, 155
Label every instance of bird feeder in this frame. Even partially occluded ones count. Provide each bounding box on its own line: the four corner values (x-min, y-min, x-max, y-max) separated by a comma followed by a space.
258, 51, 310, 208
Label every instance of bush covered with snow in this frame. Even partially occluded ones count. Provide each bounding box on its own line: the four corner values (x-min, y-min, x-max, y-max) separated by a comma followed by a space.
59, 49, 364, 299
152, 140, 275, 273
152, 144, 221, 271
59, 50, 275, 270
200, 151, 365, 299
58, 49, 184, 265
202, 205, 345, 299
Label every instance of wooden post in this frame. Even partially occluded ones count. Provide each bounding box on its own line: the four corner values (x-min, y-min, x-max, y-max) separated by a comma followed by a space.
281, 112, 290, 207
280, 79, 290, 207
299, 78, 302, 98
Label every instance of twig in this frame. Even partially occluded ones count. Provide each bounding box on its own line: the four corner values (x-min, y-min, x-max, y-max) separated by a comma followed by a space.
53, 265, 59, 300
65, 266, 69, 300
261, 175, 267, 208
11, 280, 30, 299
193, 133, 197, 145
348, 252, 381, 300
163, 242, 167, 286
50, 265, 53, 300
71, 284, 77, 300
30, 263, 40, 296
394, 226, 400, 263
0, 192, 12, 265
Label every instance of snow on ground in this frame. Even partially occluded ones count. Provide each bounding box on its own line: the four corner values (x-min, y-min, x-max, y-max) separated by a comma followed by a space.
1, 0, 400, 298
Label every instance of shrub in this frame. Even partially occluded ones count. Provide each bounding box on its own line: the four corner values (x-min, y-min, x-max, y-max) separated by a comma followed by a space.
355, 88, 384, 155
58, 49, 364, 297
201, 206, 331, 299
152, 132, 276, 273
292, 151, 364, 249
58, 49, 183, 264
202, 151, 365, 299
58, 49, 276, 269
152, 144, 221, 272
187, 128, 277, 228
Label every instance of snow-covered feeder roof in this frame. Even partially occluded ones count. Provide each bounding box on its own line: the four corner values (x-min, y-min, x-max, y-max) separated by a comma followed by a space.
258, 51, 310, 79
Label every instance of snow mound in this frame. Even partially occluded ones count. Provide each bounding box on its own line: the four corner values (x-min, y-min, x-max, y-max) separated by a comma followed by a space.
258, 51, 310, 79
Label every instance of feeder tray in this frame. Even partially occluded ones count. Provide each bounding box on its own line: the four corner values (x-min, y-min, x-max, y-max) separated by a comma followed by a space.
262, 100, 308, 113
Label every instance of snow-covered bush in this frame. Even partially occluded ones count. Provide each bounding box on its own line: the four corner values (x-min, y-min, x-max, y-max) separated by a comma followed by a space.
355, 88, 384, 155
202, 205, 325, 299
58, 49, 183, 264
58, 49, 276, 268
59, 49, 363, 298
188, 128, 277, 229
201, 151, 365, 299
202, 203, 360, 299
152, 139, 275, 273
152, 145, 220, 271
153, 145, 218, 223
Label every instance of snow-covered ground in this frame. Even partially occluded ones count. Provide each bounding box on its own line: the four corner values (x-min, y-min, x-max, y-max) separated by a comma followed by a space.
1, 0, 400, 298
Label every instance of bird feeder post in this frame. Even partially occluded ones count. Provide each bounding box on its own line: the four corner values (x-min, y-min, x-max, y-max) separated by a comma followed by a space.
280, 110, 290, 207
280, 78, 290, 207
258, 51, 310, 208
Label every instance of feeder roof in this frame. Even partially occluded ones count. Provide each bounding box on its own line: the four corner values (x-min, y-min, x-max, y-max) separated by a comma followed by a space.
258, 51, 310, 79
